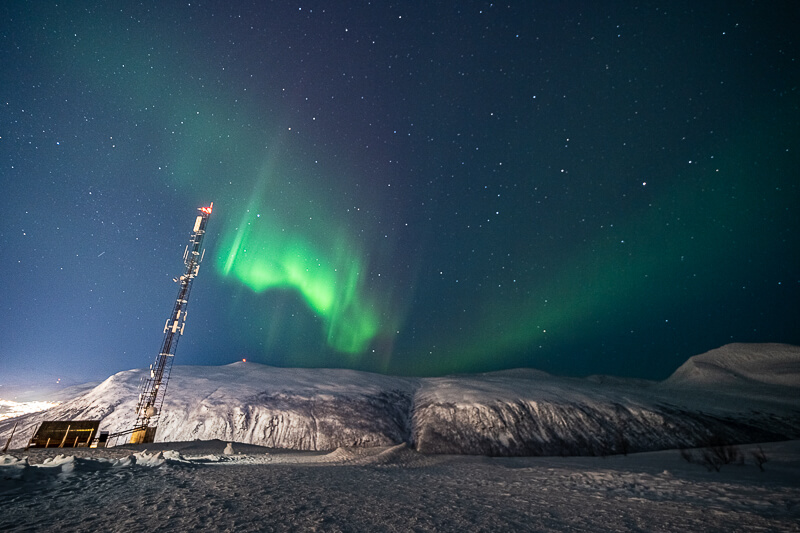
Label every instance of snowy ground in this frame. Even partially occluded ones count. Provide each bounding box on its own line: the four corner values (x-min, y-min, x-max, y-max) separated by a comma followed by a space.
2, 439, 799, 532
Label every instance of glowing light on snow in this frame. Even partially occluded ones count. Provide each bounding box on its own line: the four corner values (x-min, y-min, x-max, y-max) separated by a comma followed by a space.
0, 399, 61, 422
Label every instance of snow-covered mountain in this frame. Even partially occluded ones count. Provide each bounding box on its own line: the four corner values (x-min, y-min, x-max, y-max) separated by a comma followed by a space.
662, 343, 800, 388
2, 343, 799, 456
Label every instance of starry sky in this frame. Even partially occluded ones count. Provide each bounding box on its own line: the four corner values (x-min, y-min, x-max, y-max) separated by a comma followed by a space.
1, 1, 798, 389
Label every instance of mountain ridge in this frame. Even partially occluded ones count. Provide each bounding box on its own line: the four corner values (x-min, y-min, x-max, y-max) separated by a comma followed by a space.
2, 343, 799, 456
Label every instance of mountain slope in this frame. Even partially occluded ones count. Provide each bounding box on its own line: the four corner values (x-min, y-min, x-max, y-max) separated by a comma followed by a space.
662, 343, 800, 387
2, 344, 799, 456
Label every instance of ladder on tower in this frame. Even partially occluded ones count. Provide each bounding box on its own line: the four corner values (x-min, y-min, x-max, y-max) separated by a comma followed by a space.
120, 203, 213, 445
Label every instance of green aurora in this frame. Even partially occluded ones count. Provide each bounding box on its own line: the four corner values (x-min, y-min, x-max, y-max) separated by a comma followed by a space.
214, 173, 397, 357
1, 2, 797, 383
390, 118, 797, 377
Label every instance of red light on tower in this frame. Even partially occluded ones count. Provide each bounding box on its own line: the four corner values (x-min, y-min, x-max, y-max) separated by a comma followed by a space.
200, 202, 213, 215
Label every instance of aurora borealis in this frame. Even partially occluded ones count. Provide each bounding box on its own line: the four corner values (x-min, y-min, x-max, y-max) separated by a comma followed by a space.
1, 1, 798, 387
216, 179, 390, 355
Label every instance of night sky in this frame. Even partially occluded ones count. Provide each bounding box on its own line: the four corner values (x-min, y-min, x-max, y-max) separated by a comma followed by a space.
2, 1, 798, 389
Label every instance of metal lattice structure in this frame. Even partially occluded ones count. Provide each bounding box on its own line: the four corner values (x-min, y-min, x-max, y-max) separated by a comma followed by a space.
129, 203, 213, 444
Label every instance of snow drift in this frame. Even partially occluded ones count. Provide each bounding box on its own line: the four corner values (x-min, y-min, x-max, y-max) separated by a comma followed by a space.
2, 343, 799, 456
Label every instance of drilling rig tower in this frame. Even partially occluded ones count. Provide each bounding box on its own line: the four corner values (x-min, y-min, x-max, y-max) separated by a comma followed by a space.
129, 203, 213, 444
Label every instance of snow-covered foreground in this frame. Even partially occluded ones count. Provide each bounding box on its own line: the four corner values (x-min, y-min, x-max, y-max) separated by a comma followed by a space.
2, 439, 799, 532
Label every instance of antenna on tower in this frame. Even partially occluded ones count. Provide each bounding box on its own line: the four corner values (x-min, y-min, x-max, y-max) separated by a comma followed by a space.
123, 203, 213, 445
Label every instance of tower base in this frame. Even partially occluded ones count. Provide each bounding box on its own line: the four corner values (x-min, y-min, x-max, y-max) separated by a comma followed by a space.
130, 426, 157, 444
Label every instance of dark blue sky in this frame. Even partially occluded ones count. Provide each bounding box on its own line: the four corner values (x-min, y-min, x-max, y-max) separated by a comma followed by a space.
1, 1, 798, 389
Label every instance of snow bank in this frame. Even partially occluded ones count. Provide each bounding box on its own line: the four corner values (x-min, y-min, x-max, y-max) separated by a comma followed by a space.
0, 450, 173, 493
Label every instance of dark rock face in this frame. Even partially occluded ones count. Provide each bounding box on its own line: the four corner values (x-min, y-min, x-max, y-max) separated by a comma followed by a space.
239, 389, 414, 450
411, 399, 800, 456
